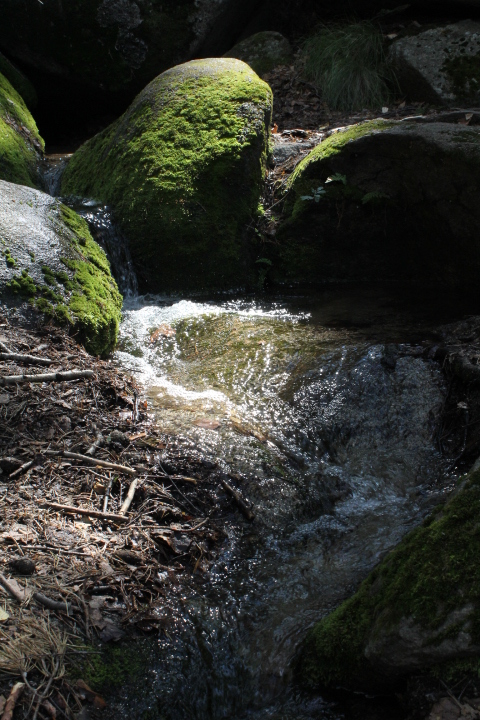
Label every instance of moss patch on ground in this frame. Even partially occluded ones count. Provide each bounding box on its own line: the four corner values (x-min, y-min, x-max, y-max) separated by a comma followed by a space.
61, 58, 272, 292
300, 467, 480, 691
0, 71, 43, 187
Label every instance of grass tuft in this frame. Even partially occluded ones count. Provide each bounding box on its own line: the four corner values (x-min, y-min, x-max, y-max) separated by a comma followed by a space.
301, 22, 393, 111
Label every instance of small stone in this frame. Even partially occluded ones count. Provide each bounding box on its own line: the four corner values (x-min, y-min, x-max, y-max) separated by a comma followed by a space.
10, 557, 36, 575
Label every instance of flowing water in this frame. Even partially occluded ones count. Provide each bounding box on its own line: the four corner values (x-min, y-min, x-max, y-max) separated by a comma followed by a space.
110, 287, 462, 720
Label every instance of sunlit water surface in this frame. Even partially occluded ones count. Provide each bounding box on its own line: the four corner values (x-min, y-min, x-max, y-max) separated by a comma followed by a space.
112, 288, 461, 720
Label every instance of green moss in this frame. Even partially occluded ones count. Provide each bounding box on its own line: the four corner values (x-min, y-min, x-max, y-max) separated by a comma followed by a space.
55, 303, 73, 325
34, 297, 54, 315
41, 265, 58, 286
443, 53, 480, 102
283, 121, 392, 223
0, 71, 44, 187
7, 269, 37, 297
58, 204, 122, 356
39, 285, 62, 302
82, 644, 145, 691
301, 468, 480, 689
5, 249, 16, 267
61, 58, 272, 291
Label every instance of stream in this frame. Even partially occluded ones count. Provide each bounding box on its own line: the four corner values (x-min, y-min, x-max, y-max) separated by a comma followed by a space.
106, 286, 461, 720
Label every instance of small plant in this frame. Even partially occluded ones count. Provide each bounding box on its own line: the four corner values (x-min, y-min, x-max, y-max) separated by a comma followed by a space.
301, 186, 327, 203
301, 22, 393, 111
362, 190, 390, 205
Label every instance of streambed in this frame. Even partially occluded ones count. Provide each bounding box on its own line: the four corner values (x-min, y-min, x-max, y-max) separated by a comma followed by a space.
108, 287, 461, 719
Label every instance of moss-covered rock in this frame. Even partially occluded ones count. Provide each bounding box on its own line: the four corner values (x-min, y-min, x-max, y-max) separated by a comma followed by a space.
223, 31, 293, 77
0, 0, 261, 96
0, 71, 43, 187
300, 463, 480, 692
274, 119, 480, 289
61, 58, 273, 292
0, 179, 122, 356
0, 52, 36, 109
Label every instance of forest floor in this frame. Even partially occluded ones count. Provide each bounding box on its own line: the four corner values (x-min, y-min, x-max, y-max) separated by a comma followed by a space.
0, 306, 248, 719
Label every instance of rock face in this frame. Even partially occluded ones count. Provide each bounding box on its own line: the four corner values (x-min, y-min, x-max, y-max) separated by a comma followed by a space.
0, 72, 43, 188
300, 464, 480, 691
0, 0, 262, 95
0, 180, 122, 356
0, 52, 36, 109
223, 31, 292, 76
275, 119, 480, 289
61, 58, 273, 292
390, 21, 480, 104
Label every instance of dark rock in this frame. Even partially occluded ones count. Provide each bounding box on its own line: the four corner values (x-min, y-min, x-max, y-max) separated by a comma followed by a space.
0, 0, 263, 96
0, 457, 23, 474
223, 31, 292, 76
10, 557, 36, 575
276, 119, 480, 290
390, 21, 480, 104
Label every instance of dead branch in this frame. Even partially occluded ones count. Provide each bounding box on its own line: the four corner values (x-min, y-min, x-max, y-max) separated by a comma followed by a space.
0, 370, 94, 386
0, 352, 53, 366
0, 573, 71, 612
85, 433, 104, 457
32, 593, 70, 614
0, 573, 26, 603
120, 478, 138, 515
61, 452, 136, 475
221, 478, 255, 521
1, 682, 25, 720
102, 476, 113, 513
43, 502, 129, 523
8, 459, 35, 480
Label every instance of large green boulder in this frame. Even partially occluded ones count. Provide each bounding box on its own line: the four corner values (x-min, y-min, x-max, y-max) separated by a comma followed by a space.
274, 119, 480, 289
0, 72, 43, 188
0, 180, 122, 356
300, 463, 480, 691
61, 58, 273, 292
0, 0, 261, 96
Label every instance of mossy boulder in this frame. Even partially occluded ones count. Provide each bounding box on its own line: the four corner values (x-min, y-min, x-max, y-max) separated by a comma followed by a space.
223, 31, 293, 77
300, 462, 480, 692
0, 0, 261, 96
274, 119, 480, 289
389, 21, 480, 104
0, 52, 36, 109
0, 179, 122, 356
61, 58, 273, 292
0, 71, 43, 188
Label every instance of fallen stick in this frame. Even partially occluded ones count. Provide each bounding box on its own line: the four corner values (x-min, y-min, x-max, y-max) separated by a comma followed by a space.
61, 451, 136, 475
44, 501, 128, 523
0, 573, 70, 612
86, 433, 104, 457
0, 340, 11, 353
1, 682, 24, 720
0, 352, 53, 366
0, 369, 93, 386
221, 479, 255, 521
8, 459, 34, 480
120, 478, 138, 515
103, 476, 113, 513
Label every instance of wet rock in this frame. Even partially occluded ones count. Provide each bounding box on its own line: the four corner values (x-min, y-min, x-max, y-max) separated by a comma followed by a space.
0, 180, 122, 356
276, 119, 480, 290
0, 0, 261, 96
9, 557, 36, 575
390, 21, 480, 104
0, 71, 43, 187
61, 59, 273, 292
223, 31, 292, 77
300, 464, 480, 692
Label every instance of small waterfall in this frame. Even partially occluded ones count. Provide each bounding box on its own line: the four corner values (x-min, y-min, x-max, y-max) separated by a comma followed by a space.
41, 154, 71, 196
75, 201, 139, 297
